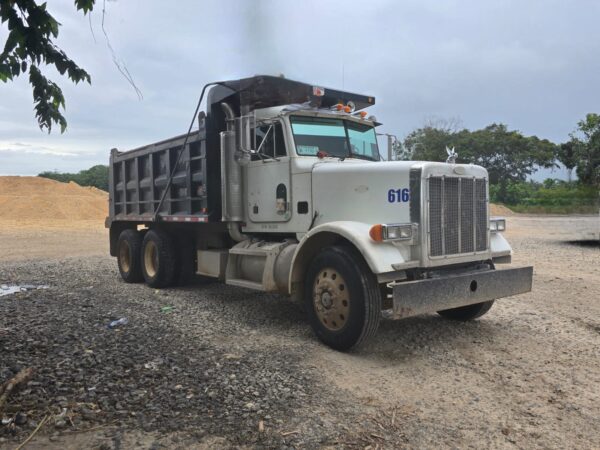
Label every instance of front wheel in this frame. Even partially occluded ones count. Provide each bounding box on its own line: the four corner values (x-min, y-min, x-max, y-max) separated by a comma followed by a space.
304, 246, 381, 351
437, 300, 494, 321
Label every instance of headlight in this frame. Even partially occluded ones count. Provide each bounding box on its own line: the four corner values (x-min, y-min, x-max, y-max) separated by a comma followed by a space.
369, 223, 416, 242
490, 218, 506, 233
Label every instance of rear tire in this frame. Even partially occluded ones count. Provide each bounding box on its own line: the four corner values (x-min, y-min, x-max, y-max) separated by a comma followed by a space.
437, 300, 494, 321
117, 229, 143, 283
141, 229, 177, 288
304, 246, 381, 351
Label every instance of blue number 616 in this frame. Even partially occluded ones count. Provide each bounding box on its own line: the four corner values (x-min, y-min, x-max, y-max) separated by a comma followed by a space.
388, 188, 410, 203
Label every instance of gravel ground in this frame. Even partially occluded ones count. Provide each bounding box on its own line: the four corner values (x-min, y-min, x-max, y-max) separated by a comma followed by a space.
0, 215, 599, 449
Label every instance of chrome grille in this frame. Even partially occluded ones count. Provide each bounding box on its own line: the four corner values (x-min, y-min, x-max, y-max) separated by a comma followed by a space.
428, 176, 488, 257
475, 179, 488, 251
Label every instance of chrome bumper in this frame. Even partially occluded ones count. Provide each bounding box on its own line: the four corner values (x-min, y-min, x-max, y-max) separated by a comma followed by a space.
391, 266, 533, 319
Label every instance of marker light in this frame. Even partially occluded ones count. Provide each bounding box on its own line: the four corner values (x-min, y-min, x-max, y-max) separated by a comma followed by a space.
343, 105, 352, 113
312, 86, 325, 97
369, 224, 384, 242
334, 103, 344, 111
346, 101, 356, 112
490, 218, 506, 232
359, 111, 367, 118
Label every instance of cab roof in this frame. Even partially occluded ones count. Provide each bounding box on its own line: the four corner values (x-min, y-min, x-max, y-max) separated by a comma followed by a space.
212, 75, 376, 112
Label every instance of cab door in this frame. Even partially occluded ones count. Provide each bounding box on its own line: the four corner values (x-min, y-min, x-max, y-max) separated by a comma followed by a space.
245, 120, 292, 223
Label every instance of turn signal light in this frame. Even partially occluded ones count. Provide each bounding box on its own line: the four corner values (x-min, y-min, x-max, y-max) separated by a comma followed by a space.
370, 223, 416, 242
369, 224, 384, 242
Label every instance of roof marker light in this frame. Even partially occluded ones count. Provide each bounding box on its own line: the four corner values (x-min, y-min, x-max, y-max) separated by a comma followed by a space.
312, 86, 325, 97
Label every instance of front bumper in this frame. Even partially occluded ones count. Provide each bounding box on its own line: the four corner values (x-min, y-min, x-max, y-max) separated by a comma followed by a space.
391, 266, 533, 319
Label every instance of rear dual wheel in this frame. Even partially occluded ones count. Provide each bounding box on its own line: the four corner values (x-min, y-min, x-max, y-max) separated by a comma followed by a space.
117, 229, 144, 283
141, 230, 177, 288
117, 228, 186, 288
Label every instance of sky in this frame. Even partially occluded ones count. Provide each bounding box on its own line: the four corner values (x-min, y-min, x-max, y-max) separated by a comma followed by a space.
1, 0, 599, 179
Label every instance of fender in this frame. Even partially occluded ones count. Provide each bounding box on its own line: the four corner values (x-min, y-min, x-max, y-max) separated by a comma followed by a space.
288, 221, 416, 292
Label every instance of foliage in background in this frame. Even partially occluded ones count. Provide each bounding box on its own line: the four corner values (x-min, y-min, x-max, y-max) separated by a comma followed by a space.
0, 0, 95, 132
400, 114, 600, 213
403, 122, 558, 203
39, 165, 108, 191
557, 141, 577, 182
567, 113, 600, 187
490, 180, 598, 214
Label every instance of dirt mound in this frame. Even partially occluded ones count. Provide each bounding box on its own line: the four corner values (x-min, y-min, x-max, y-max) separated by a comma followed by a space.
0, 176, 107, 226
490, 203, 515, 216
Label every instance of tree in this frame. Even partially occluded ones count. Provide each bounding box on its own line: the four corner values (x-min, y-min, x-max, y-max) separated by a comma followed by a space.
456, 124, 557, 194
570, 113, 600, 187
403, 121, 558, 202
0, 0, 95, 132
402, 116, 463, 161
403, 126, 455, 161
557, 141, 577, 182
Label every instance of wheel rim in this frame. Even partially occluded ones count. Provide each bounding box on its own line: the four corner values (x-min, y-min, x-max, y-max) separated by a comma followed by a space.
144, 240, 159, 278
118, 240, 131, 273
312, 268, 350, 331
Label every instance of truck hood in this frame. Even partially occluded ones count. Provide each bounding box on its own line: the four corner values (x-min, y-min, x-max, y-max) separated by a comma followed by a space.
311, 160, 488, 226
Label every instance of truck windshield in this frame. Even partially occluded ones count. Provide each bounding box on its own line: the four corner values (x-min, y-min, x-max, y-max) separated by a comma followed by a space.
290, 116, 380, 161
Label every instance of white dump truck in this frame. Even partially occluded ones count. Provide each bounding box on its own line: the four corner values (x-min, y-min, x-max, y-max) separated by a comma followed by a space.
107, 75, 533, 350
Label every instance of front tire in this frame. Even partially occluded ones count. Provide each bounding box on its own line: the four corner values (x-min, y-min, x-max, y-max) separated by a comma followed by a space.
304, 246, 381, 351
117, 229, 143, 283
141, 229, 177, 288
437, 300, 494, 321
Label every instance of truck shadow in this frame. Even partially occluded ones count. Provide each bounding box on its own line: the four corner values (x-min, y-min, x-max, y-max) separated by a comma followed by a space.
190, 282, 518, 359
563, 239, 600, 248
364, 315, 504, 358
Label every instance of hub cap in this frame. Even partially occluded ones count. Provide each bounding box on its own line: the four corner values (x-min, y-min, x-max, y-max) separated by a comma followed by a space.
118, 240, 131, 273
144, 241, 159, 278
312, 268, 350, 331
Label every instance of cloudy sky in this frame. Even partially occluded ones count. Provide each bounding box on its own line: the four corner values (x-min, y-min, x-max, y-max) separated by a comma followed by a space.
1, 0, 598, 178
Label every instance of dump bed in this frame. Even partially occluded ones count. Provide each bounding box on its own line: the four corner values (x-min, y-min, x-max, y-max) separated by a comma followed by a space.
108, 129, 210, 224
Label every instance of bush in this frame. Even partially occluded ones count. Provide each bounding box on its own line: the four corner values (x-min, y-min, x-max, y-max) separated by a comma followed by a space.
38, 165, 109, 191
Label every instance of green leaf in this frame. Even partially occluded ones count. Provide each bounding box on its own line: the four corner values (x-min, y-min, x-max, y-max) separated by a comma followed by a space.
3, 29, 22, 55
0, 63, 11, 82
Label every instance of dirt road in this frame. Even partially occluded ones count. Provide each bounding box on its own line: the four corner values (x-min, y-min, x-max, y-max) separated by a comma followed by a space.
0, 215, 599, 449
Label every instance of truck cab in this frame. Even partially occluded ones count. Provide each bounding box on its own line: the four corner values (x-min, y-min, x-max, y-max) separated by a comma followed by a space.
107, 75, 533, 351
